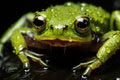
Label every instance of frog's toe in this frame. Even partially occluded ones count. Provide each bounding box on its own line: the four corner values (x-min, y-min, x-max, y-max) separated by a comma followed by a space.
72, 58, 96, 70
81, 75, 89, 80
72, 64, 92, 78
25, 50, 48, 67
72, 63, 82, 70
72, 58, 99, 78
24, 68, 30, 74
82, 67, 92, 78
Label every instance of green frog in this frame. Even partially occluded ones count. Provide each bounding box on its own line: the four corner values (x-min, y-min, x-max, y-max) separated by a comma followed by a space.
0, 2, 120, 77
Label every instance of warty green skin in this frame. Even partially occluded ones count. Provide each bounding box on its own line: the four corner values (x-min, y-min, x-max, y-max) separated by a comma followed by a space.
0, 2, 120, 77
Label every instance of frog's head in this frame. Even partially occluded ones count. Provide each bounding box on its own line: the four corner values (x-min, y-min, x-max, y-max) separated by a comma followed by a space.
32, 2, 110, 47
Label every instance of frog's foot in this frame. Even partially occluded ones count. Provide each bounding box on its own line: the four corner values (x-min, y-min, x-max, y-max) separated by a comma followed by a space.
72, 57, 102, 78
18, 50, 48, 72
25, 50, 48, 67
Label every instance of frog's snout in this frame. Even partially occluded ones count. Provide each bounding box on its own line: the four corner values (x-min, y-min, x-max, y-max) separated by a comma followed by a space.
50, 25, 68, 35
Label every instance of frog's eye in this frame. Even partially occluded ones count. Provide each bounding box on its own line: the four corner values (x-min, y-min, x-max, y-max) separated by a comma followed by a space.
33, 15, 46, 33
74, 17, 90, 34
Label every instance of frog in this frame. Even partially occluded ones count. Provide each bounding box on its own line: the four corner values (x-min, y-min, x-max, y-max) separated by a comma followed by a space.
0, 1, 120, 78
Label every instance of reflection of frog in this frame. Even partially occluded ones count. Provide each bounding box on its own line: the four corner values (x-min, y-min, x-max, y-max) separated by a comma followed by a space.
0, 2, 120, 77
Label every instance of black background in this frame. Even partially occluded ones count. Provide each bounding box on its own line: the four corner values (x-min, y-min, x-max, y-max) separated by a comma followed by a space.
0, 0, 120, 36
1, 0, 120, 80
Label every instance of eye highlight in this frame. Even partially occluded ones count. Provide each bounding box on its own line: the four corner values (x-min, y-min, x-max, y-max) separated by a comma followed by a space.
33, 15, 46, 33
74, 17, 90, 34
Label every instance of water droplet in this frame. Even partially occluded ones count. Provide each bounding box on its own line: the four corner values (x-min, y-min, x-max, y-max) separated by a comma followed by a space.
45, 60, 49, 63
51, 9, 54, 12
44, 67, 48, 70
81, 75, 88, 80
69, 37, 72, 42
116, 77, 120, 80
106, 47, 110, 53
81, 3, 86, 6
73, 69, 76, 73
66, 2, 72, 6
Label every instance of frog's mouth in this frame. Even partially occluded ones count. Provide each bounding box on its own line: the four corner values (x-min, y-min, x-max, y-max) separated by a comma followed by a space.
39, 39, 91, 47
24, 36, 93, 49
41, 39, 78, 47
38, 39, 102, 52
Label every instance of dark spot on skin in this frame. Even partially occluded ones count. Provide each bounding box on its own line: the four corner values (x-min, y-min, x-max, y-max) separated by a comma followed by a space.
63, 25, 68, 31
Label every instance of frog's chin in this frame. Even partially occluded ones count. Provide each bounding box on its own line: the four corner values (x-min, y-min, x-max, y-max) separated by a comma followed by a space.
41, 39, 91, 47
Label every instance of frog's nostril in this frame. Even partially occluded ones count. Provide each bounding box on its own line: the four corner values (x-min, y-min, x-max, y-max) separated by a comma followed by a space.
63, 25, 68, 31
50, 25, 54, 30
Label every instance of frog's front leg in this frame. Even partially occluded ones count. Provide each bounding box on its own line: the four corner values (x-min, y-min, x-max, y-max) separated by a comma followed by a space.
0, 12, 34, 56
73, 31, 120, 77
11, 29, 47, 71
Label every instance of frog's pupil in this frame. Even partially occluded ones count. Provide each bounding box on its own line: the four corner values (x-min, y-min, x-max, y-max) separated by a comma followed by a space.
33, 18, 45, 26
77, 19, 89, 29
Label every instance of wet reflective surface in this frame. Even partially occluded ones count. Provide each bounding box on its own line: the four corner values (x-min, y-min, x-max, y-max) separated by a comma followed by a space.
1, 45, 120, 80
